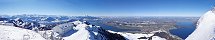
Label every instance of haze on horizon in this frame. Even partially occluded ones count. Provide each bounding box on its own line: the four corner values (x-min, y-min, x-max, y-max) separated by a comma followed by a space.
0, 0, 215, 17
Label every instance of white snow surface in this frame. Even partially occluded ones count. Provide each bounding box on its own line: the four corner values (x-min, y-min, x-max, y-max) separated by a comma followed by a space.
63, 28, 90, 40
61, 21, 104, 40
186, 11, 215, 40
152, 36, 166, 40
108, 30, 166, 40
62, 22, 90, 40
0, 25, 45, 40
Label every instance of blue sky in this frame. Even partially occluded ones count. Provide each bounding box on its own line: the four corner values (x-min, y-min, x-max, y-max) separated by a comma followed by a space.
0, 0, 215, 16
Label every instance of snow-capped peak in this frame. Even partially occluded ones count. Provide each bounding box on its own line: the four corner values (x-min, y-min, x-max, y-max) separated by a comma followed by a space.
14, 18, 21, 21
186, 10, 215, 40
74, 23, 88, 30
51, 20, 126, 40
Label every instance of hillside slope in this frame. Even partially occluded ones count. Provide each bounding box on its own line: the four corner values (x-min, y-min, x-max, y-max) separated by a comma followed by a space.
186, 11, 215, 40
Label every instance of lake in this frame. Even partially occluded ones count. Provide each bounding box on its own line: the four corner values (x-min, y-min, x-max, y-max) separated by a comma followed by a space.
170, 22, 196, 39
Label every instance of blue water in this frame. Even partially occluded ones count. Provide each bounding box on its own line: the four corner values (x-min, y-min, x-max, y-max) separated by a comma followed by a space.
170, 22, 196, 39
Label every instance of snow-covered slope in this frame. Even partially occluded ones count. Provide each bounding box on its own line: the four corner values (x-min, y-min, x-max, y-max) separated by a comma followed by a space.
186, 11, 215, 40
108, 30, 167, 40
52, 20, 126, 40
63, 27, 90, 40
0, 25, 45, 40
60, 21, 92, 40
